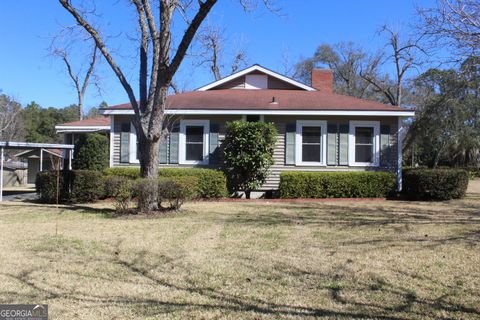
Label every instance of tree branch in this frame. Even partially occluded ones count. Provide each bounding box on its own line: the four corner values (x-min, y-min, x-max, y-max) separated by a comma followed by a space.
58, 0, 140, 118
168, 0, 217, 80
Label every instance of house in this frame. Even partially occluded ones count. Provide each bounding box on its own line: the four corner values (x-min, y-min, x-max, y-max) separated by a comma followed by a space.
100, 65, 413, 191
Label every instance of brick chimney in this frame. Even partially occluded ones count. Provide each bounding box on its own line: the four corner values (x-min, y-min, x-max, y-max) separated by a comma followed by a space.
311, 69, 333, 93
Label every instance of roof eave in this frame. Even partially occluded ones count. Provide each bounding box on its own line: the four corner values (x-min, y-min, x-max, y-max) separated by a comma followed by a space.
101, 109, 415, 117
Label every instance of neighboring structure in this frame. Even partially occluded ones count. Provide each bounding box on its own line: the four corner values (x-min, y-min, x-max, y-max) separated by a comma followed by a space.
0, 142, 74, 201
99, 64, 413, 191
55, 117, 111, 144
55, 117, 111, 169
15, 148, 64, 184
1, 161, 27, 187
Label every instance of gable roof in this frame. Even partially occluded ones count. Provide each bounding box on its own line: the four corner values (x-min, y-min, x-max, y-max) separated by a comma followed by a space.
100, 64, 415, 117
196, 64, 317, 92
15, 148, 63, 158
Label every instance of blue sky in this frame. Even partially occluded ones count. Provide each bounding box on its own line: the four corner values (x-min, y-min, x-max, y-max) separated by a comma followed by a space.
0, 0, 436, 111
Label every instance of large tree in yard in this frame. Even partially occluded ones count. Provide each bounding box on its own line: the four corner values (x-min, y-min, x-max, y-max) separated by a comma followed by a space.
59, 0, 272, 211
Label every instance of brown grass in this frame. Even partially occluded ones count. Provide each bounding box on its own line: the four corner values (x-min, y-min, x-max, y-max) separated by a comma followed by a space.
0, 181, 479, 319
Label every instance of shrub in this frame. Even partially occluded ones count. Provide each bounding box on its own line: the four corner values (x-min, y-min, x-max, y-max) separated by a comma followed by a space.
279, 171, 396, 198
103, 175, 130, 198
223, 121, 277, 198
403, 169, 468, 201
69, 170, 104, 203
36, 170, 103, 203
158, 176, 199, 210
104, 167, 227, 199
112, 179, 133, 212
36, 171, 68, 203
103, 167, 140, 179
158, 168, 227, 199
73, 133, 109, 171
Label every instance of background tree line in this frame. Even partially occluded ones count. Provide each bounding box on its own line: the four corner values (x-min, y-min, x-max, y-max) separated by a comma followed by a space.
0, 96, 105, 144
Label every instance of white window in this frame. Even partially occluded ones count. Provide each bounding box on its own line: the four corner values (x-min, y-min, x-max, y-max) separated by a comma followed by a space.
129, 123, 139, 163
348, 121, 380, 166
295, 120, 327, 166
179, 120, 210, 165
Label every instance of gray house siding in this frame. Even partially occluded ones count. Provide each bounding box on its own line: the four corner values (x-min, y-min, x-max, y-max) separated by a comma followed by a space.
111, 114, 399, 190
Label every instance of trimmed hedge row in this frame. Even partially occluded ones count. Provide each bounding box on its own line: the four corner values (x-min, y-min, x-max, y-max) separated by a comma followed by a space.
104, 167, 228, 198
402, 169, 468, 201
158, 168, 227, 199
279, 171, 396, 198
104, 167, 140, 179
36, 170, 104, 204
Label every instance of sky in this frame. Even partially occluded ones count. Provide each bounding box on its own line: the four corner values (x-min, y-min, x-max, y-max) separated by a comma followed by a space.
0, 0, 437, 111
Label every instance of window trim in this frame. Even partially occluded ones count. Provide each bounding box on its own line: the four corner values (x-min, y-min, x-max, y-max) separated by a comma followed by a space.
348, 120, 380, 167
295, 120, 327, 166
179, 119, 210, 165
129, 123, 140, 164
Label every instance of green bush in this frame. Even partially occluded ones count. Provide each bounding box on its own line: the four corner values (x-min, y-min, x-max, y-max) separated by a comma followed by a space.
112, 178, 133, 213
70, 170, 104, 203
36, 171, 68, 203
279, 171, 396, 198
36, 170, 104, 203
403, 169, 469, 200
158, 168, 227, 199
104, 167, 140, 179
223, 121, 277, 198
104, 167, 227, 199
103, 175, 129, 198
158, 176, 199, 210
73, 133, 109, 171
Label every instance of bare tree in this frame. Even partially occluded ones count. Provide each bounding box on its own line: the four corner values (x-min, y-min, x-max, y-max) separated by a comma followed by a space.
360, 26, 426, 106
196, 22, 248, 80
51, 44, 98, 120
418, 0, 480, 56
59, 0, 272, 211
0, 94, 23, 142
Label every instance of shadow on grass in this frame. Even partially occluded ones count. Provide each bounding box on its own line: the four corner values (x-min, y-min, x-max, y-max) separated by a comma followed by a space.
2, 245, 479, 319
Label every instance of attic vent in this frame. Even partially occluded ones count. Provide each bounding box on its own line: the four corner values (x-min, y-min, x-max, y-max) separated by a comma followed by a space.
245, 74, 268, 89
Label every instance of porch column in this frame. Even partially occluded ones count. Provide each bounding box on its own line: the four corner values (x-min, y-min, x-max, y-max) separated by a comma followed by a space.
397, 117, 404, 192
68, 149, 72, 170
39, 148, 43, 171
0, 147, 4, 202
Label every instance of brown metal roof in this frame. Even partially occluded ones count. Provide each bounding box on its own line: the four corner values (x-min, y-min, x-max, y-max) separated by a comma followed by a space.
57, 117, 110, 127
105, 89, 407, 112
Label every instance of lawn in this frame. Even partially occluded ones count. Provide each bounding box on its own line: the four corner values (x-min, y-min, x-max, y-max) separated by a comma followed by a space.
0, 182, 479, 319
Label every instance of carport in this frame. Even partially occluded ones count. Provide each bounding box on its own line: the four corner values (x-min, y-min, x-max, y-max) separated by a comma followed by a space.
0, 142, 74, 202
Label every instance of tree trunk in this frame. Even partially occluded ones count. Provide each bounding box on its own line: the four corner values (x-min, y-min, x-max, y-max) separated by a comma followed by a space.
78, 94, 83, 120
245, 190, 251, 199
138, 132, 160, 211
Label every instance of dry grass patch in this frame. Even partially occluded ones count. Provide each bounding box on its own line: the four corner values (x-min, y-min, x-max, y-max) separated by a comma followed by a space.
0, 181, 479, 319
